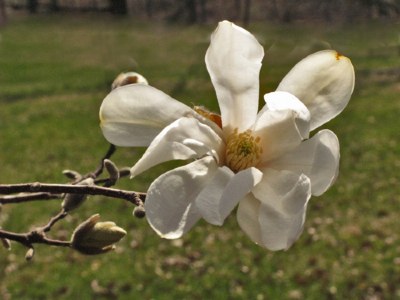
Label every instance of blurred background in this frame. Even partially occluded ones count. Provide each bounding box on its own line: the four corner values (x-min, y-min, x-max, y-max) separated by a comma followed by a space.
0, 1, 399, 299
2, 0, 400, 24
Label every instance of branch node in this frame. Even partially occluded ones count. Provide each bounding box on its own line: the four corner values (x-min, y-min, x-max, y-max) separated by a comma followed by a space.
30, 182, 41, 192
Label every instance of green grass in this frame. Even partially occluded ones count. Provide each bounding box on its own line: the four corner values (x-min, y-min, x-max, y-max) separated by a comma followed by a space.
1, 14, 400, 299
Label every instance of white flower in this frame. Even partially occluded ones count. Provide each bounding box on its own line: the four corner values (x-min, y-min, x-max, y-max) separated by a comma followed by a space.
99, 21, 354, 250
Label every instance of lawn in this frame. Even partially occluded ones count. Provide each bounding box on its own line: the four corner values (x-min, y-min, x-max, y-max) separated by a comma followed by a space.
0, 14, 400, 299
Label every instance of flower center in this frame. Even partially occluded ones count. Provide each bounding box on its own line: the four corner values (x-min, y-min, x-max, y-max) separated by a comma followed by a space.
193, 106, 222, 128
225, 129, 262, 173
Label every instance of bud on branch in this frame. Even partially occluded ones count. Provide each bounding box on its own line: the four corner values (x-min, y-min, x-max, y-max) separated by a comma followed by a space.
71, 214, 127, 255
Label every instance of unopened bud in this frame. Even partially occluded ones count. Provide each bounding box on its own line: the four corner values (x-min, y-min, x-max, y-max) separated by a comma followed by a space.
71, 214, 126, 255
61, 178, 94, 212
25, 248, 35, 261
118, 167, 131, 178
103, 159, 119, 187
62, 169, 82, 181
133, 206, 146, 218
1, 238, 11, 250
111, 72, 148, 90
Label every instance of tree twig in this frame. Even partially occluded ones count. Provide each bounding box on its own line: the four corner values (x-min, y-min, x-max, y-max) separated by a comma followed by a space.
92, 143, 117, 178
40, 209, 68, 232
0, 183, 146, 206
0, 228, 71, 249
0, 192, 62, 204
0, 145, 140, 257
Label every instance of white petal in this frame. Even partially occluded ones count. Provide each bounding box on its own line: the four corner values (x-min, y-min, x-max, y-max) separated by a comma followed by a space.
258, 199, 308, 251
254, 93, 309, 162
131, 117, 224, 177
263, 91, 311, 139
145, 156, 218, 239
251, 169, 311, 250
100, 84, 194, 146
196, 167, 263, 225
277, 50, 355, 130
237, 194, 263, 245
205, 21, 264, 134
269, 129, 340, 196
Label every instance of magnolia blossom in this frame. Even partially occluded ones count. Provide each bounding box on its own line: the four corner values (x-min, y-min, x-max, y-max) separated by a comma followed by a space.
99, 21, 354, 250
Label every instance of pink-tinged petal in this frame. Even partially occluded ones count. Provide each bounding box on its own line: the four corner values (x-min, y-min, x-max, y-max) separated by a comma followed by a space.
205, 21, 264, 134
131, 117, 224, 177
237, 194, 263, 245
254, 93, 310, 163
100, 84, 194, 147
269, 129, 340, 196
145, 156, 218, 239
251, 169, 311, 250
196, 167, 263, 225
277, 50, 355, 131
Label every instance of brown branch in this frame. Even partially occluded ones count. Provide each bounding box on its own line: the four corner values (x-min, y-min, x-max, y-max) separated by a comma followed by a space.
40, 209, 68, 232
0, 183, 146, 206
0, 145, 137, 257
0, 228, 71, 248
0, 192, 62, 204
92, 143, 117, 178
0, 209, 69, 250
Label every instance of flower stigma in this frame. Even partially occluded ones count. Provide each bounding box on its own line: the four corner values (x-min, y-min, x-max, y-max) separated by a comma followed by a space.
225, 129, 262, 173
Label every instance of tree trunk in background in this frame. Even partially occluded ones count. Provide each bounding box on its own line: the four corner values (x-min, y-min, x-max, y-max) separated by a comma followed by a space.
27, 0, 38, 13
110, 0, 127, 14
0, 0, 6, 26
199, 0, 207, 23
49, 0, 59, 12
146, 0, 153, 18
185, 0, 197, 23
243, 0, 251, 26
234, 0, 242, 21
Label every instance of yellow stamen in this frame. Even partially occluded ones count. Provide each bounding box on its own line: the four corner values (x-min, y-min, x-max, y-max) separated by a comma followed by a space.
225, 129, 262, 173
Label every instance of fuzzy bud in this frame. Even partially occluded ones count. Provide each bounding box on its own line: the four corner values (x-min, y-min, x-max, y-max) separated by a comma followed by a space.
1, 238, 11, 250
103, 159, 119, 187
62, 169, 82, 181
111, 72, 148, 90
118, 167, 131, 178
25, 248, 35, 261
133, 206, 146, 218
61, 178, 94, 212
71, 214, 126, 255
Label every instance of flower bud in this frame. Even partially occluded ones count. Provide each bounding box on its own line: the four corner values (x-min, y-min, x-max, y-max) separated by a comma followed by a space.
103, 159, 119, 187
1, 238, 11, 250
62, 169, 82, 181
25, 248, 35, 261
118, 167, 131, 178
111, 72, 148, 90
71, 214, 126, 255
133, 206, 146, 218
61, 178, 94, 212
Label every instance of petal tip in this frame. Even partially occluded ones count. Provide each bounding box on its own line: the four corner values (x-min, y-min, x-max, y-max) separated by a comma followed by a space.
334, 51, 351, 62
